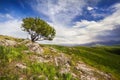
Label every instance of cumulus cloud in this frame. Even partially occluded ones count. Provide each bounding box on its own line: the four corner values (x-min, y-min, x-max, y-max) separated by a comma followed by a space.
0, 1, 120, 45
0, 14, 27, 38
32, 0, 86, 27
72, 3, 120, 43
44, 3, 120, 45
30, 0, 120, 45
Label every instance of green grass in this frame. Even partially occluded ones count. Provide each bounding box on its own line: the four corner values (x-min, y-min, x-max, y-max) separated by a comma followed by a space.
0, 43, 120, 80
0, 45, 76, 80
0, 35, 25, 42
0, 45, 30, 80
51, 45, 120, 80
0, 35, 120, 80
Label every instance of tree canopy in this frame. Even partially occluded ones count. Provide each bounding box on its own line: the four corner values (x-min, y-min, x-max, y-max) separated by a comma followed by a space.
22, 17, 56, 42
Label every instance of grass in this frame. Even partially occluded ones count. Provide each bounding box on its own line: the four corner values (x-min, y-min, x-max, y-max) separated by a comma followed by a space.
0, 45, 76, 80
51, 45, 120, 80
0, 43, 120, 79
0, 35, 120, 80
0, 35, 25, 42
0, 45, 30, 80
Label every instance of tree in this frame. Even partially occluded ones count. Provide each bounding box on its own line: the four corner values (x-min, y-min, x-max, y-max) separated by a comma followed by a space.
21, 17, 56, 42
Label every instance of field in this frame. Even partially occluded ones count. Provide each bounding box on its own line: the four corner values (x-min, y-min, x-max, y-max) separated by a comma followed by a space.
50, 45, 120, 80
0, 35, 120, 80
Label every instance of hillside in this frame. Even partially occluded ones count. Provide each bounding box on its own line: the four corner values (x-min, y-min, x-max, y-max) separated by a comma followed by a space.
0, 35, 120, 80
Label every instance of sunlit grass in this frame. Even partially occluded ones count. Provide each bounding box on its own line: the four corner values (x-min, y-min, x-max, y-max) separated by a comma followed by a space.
52, 45, 120, 80
0, 45, 76, 80
0, 35, 120, 80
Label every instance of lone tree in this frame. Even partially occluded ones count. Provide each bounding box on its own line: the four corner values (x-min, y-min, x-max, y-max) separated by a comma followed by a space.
22, 17, 56, 42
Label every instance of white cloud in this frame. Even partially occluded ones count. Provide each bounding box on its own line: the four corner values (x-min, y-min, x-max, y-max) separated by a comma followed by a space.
87, 6, 93, 11
0, 15, 27, 38
0, 2, 120, 45
31, 1, 120, 45
0, 13, 14, 19
44, 22, 94, 44
31, 0, 94, 44
71, 3, 120, 43
32, 0, 86, 27
6, 14, 14, 19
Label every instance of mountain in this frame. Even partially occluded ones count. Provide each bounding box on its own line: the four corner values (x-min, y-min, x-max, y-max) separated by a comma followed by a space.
0, 35, 120, 80
81, 40, 120, 46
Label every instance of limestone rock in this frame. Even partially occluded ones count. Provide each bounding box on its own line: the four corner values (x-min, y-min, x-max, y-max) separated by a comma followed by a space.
0, 40, 17, 47
26, 42, 44, 54
16, 63, 27, 69
34, 56, 50, 63
75, 62, 112, 80
60, 67, 70, 74
54, 53, 71, 66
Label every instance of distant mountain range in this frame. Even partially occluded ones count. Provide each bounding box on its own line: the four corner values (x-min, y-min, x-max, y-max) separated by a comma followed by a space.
81, 40, 120, 46
60, 40, 120, 46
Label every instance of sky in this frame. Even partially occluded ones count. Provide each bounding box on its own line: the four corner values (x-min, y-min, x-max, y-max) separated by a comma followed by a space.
0, 0, 120, 45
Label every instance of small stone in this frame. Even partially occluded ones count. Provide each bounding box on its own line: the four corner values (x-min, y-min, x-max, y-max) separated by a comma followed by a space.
16, 63, 27, 69
54, 57, 58, 66
60, 67, 70, 74
49, 47, 57, 52
19, 77, 24, 80
35, 56, 50, 63
22, 50, 30, 53
71, 73, 77, 78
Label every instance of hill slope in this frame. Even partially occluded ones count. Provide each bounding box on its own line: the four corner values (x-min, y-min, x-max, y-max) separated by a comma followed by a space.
0, 35, 120, 80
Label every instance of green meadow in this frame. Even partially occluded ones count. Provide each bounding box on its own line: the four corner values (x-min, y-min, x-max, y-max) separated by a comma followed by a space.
50, 45, 120, 80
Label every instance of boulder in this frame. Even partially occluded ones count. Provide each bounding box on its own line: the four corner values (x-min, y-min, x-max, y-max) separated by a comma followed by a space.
54, 53, 71, 68
26, 42, 44, 54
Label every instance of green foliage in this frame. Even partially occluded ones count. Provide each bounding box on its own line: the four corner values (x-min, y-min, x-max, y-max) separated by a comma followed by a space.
25, 62, 75, 80
63, 73, 72, 80
27, 62, 57, 79
22, 17, 56, 42
0, 46, 22, 64
51, 45, 120, 80
0, 75, 19, 80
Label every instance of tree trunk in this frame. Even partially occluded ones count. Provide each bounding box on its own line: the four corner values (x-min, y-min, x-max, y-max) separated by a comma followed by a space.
31, 38, 35, 42
31, 35, 35, 42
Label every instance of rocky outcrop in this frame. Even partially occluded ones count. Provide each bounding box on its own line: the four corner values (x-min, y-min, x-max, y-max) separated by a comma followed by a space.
75, 62, 112, 80
0, 39, 44, 54
26, 42, 44, 54
54, 53, 71, 67
28, 51, 112, 80
0, 35, 114, 80
0, 40, 17, 47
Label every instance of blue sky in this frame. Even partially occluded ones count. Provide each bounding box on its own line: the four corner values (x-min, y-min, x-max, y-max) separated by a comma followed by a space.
0, 0, 120, 45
